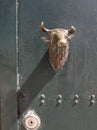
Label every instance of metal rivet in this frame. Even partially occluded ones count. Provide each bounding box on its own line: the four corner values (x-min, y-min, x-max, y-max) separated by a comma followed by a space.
91, 95, 95, 100
90, 100, 95, 104
74, 94, 79, 99
74, 99, 79, 105
73, 95, 79, 106
39, 94, 45, 100
39, 94, 45, 106
57, 95, 62, 100
90, 95, 96, 106
56, 100, 62, 106
39, 100, 45, 106
56, 95, 62, 106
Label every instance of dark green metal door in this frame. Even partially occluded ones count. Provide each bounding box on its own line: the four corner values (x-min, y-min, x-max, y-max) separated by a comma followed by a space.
0, 0, 17, 130
1, 0, 97, 130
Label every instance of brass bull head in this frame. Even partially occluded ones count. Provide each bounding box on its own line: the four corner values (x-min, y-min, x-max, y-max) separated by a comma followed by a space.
40, 22, 76, 71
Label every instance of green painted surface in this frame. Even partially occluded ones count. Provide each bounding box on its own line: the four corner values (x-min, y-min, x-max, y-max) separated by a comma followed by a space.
0, 0, 17, 130
19, 0, 97, 130
1, 0, 97, 130
18, 0, 97, 130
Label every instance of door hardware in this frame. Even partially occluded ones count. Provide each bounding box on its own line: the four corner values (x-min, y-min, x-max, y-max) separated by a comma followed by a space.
22, 110, 41, 130
40, 22, 76, 71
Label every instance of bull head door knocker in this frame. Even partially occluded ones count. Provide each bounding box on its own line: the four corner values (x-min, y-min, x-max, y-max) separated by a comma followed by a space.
40, 22, 76, 71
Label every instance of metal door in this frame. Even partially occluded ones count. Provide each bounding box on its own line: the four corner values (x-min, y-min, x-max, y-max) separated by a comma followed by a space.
1, 0, 97, 130
0, 0, 17, 130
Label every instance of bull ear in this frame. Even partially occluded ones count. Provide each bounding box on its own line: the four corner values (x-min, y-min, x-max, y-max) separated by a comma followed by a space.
40, 22, 51, 34
68, 26, 76, 34
41, 37, 50, 43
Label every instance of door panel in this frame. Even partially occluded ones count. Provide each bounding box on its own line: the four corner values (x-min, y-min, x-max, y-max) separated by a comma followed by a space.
1, 0, 97, 130
18, 0, 97, 130
0, 0, 17, 130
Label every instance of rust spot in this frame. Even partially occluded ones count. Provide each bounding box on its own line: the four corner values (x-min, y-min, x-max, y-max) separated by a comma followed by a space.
17, 91, 28, 99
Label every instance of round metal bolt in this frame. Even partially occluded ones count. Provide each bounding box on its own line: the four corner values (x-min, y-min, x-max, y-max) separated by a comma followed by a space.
39, 100, 45, 106
57, 95, 62, 100
56, 100, 62, 106
89, 100, 95, 106
39, 94, 45, 100
73, 95, 79, 106
74, 94, 79, 99
91, 95, 95, 100
22, 110, 41, 130
89, 95, 96, 106
90, 100, 95, 104
74, 99, 79, 105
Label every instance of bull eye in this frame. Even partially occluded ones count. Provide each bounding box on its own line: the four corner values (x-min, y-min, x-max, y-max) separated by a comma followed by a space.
53, 34, 59, 42
53, 34, 58, 39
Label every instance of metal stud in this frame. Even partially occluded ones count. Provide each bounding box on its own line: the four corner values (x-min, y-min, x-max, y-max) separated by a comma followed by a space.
91, 95, 95, 100
74, 94, 79, 99
39, 100, 45, 106
90, 95, 96, 106
39, 94, 45, 100
90, 100, 95, 104
56, 100, 62, 106
73, 99, 79, 105
39, 94, 45, 106
56, 95, 62, 106
73, 94, 79, 106
57, 95, 62, 101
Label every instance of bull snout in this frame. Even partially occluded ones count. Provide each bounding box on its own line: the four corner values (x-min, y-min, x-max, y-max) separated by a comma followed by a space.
57, 39, 68, 47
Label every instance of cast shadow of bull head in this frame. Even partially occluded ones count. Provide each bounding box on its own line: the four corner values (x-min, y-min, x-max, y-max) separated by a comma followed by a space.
40, 22, 76, 71
17, 22, 76, 118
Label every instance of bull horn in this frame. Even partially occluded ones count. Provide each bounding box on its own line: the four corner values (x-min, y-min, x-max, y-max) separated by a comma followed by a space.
40, 22, 51, 34
68, 26, 76, 34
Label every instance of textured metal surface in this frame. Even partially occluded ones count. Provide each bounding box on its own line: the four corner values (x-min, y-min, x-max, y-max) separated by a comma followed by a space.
1, 0, 97, 130
0, 0, 17, 130
18, 0, 97, 130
